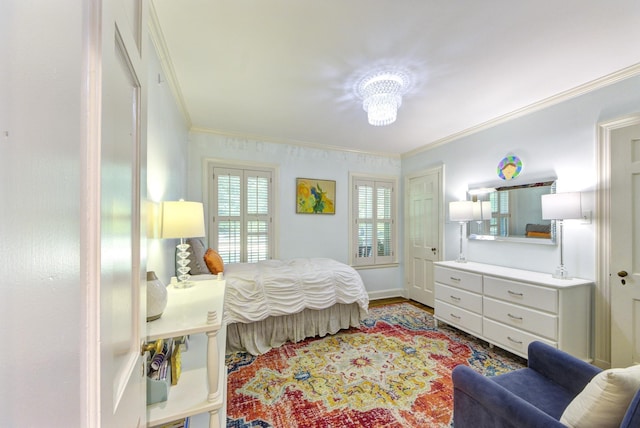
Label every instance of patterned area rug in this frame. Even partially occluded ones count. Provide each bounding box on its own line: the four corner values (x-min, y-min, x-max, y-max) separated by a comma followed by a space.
225, 303, 525, 427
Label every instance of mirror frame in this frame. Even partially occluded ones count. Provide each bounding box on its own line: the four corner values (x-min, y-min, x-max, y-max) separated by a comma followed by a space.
467, 178, 557, 245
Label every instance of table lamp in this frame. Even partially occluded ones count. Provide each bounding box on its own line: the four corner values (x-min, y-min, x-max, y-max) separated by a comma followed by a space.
161, 200, 206, 288
541, 192, 582, 279
450, 200, 475, 263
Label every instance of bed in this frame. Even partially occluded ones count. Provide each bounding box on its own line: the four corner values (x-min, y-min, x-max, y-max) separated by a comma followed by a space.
188, 249, 369, 355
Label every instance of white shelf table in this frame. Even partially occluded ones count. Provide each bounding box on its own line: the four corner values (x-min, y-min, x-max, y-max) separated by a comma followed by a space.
146, 279, 227, 428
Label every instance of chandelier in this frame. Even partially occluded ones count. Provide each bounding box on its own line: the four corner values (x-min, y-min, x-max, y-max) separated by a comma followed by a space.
356, 69, 410, 126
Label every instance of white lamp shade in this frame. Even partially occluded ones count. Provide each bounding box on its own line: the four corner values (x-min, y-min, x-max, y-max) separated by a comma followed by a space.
541, 192, 582, 220
161, 200, 206, 239
450, 200, 475, 222
472, 201, 492, 221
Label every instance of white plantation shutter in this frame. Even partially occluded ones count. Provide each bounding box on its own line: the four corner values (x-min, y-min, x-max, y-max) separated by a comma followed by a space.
212, 166, 273, 264
490, 190, 510, 237
246, 173, 270, 262
376, 183, 393, 261
356, 182, 374, 262
216, 169, 242, 263
352, 176, 396, 266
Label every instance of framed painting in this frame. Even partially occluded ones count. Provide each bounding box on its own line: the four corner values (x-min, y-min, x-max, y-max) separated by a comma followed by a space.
296, 178, 336, 214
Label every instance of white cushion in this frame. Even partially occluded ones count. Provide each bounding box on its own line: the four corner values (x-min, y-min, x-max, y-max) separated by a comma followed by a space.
560, 364, 640, 428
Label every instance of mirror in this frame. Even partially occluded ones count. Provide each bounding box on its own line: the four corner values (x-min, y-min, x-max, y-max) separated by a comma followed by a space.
467, 179, 556, 244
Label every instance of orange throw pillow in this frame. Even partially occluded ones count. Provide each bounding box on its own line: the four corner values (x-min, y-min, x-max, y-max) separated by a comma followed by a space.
527, 231, 551, 238
204, 248, 224, 274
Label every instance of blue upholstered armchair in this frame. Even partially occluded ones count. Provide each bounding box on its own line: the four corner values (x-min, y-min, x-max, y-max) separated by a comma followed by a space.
452, 341, 640, 428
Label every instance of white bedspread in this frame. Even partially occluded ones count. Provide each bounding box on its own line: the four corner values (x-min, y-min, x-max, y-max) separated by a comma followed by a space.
223, 258, 369, 324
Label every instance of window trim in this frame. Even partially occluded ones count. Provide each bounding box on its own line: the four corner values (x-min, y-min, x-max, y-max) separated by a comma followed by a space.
204, 158, 279, 262
349, 172, 398, 267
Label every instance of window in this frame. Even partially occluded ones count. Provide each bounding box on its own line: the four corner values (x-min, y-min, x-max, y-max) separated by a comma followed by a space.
489, 190, 510, 237
351, 174, 397, 266
208, 163, 275, 264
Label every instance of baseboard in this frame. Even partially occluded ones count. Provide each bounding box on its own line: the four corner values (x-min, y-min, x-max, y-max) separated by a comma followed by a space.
593, 358, 611, 370
368, 288, 407, 301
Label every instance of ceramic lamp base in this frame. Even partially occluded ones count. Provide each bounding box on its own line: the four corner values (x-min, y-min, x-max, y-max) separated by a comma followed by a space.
147, 271, 168, 322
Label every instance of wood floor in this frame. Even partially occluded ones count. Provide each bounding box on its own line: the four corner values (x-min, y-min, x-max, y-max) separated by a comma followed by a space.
369, 297, 434, 314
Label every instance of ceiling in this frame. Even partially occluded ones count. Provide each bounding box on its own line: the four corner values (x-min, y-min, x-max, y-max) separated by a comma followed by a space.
151, 0, 640, 156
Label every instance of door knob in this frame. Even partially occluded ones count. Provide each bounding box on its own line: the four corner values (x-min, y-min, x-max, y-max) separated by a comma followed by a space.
618, 271, 628, 278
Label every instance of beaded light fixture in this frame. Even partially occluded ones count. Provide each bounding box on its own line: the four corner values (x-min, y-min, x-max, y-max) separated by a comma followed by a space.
356, 69, 410, 126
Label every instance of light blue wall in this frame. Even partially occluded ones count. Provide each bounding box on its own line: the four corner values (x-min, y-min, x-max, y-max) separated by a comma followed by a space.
147, 41, 190, 284
403, 73, 640, 280
187, 133, 403, 297
154, 51, 639, 293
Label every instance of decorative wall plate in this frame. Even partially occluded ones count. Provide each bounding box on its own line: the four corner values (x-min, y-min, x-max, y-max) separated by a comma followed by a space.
497, 155, 522, 180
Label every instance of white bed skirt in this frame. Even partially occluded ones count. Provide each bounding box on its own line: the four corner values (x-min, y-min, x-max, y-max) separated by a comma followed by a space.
226, 302, 364, 355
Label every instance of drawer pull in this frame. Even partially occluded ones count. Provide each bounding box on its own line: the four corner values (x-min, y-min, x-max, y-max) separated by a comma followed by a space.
450, 276, 461, 282
450, 313, 461, 320
450, 295, 461, 301
507, 336, 523, 345
507, 313, 523, 321
507, 290, 524, 297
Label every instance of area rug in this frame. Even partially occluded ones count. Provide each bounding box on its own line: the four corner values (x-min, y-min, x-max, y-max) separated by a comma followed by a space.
225, 302, 526, 427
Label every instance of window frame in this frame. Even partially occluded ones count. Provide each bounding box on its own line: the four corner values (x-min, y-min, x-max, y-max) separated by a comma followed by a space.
205, 159, 278, 264
349, 172, 398, 267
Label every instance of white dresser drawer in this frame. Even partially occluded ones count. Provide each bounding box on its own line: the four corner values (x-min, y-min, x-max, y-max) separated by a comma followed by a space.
483, 297, 558, 340
483, 318, 556, 358
435, 300, 483, 336
434, 261, 592, 361
435, 283, 482, 314
484, 276, 558, 313
435, 267, 482, 293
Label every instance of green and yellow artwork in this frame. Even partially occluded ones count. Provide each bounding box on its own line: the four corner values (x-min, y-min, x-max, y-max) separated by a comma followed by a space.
296, 178, 336, 214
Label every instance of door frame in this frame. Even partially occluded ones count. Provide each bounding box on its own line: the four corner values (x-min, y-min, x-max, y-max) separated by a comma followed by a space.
403, 165, 445, 301
84, 0, 148, 425
596, 113, 640, 368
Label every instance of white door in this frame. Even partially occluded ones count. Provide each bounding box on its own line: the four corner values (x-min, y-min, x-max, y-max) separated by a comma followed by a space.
89, 1, 148, 426
405, 167, 443, 307
610, 119, 640, 367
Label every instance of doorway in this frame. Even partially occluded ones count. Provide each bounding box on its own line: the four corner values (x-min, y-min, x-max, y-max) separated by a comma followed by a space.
597, 114, 640, 368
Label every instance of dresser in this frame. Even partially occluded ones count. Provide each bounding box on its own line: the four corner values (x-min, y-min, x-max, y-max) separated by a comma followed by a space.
146, 279, 227, 428
434, 261, 593, 360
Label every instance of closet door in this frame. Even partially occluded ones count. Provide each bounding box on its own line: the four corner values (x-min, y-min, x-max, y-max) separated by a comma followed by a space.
405, 167, 443, 307
608, 118, 640, 367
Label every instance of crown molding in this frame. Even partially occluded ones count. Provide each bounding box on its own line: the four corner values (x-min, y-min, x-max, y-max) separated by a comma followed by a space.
147, 2, 192, 128
190, 126, 402, 159
402, 63, 640, 159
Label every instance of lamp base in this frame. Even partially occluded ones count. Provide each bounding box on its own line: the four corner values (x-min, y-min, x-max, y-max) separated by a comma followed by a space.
174, 280, 195, 289
175, 240, 194, 288
456, 221, 468, 263
552, 265, 571, 280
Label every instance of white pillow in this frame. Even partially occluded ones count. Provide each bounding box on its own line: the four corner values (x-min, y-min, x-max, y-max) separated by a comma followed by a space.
560, 364, 640, 428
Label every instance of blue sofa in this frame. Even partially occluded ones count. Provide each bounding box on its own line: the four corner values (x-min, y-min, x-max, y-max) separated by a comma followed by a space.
452, 341, 640, 427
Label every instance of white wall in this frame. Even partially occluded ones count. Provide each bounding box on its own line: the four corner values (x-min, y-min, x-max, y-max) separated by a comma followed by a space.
0, 2, 83, 425
0, 7, 191, 426
402, 73, 640, 281
187, 133, 403, 297
146, 40, 190, 284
